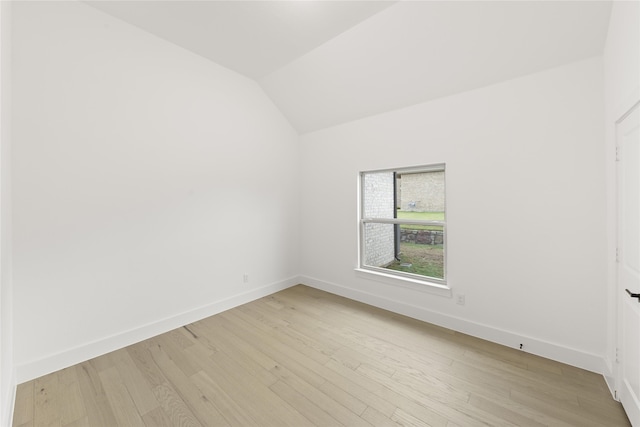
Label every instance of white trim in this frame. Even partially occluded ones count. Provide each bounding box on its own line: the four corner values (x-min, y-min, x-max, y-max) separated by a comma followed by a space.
615, 99, 640, 125
360, 163, 445, 175
1, 369, 15, 427
359, 164, 448, 285
362, 218, 444, 226
355, 268, 450, 295
13, 275, 609, 393
614, 86, 640, 125
15, 277, 299, 384
602, 356, 617, 401
614, 101, 640, 421
607, 85, 640, 403
300, 275, 605, 374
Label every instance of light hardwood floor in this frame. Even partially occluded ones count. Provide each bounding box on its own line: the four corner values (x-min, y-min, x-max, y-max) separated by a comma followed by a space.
13, 285, 630, 426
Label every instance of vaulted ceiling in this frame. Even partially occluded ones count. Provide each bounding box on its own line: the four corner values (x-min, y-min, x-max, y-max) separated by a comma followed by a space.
86, 1, 613, 133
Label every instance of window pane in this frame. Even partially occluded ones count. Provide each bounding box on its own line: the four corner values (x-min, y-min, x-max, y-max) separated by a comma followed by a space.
363, 172, 395, 219
363, 223, 445, 281
363, 222, 396, 268
360, 165, 446, 285
397, 170, 445, 218
390, 225, 445, 280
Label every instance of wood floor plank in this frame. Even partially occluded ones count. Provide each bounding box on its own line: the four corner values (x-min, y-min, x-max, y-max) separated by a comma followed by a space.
201, 353, 312, 427
141, 407, 173, 427
189, 370, 258, 427
269, 364, 371, 427
98, 366, 145, 426
468, 393, 550, 427
57, 367, 86, 426
13, 285, 630, 427
180, 327, 312, 427
317, 380, 368, 417
455, 352, 585, 406
510, 388, 629, 427
324, 358, 447, 425
152, 334, 201, 377
275, 290, 456, 368
33, 372, 61, 427
188, 316, 279, 372
13, 381, 34, 427
579, 394, 632, 422
244, 298, 341, 357
360, 406, 402, 427
269, 380, 342, 426
74, 363, 118, 427
146, 343, 229, 426
356, 360, 514, 427
126, 344, 167, 390
107, 348, 159, 417
229, 304, 333, 367
391, 407, 431, 427
126, 343, 203, 427
168, 328, 197, 349
465, 346, 611, 404
282, 286, 463, 359
151, 383, 202, 427
184, 320, 279, 387
61, 416, 89, 427
85, 353, 115, 374
320, 359, 398, 418
217, 310, 328, 388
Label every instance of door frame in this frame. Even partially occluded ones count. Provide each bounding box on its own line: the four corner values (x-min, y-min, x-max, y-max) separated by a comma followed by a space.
614, 100, 640, 423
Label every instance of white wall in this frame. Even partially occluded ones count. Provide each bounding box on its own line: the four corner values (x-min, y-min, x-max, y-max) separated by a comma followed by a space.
603, 0, 640, 393
0, 0, 14, 423
299, 57, 607, 372
12, 1, 300, 382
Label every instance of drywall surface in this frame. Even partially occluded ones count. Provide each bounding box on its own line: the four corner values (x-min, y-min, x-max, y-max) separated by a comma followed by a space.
604, 1, 640, 120
0, 0, 14, 422
603, 0, 640, 390
300, 57, 607, 371
261, 1, 611, 133
12, 1, 299, 381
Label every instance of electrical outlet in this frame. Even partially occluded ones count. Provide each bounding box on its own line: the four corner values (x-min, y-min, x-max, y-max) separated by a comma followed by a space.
243, 274, 249, 283
456, 294, 465, 305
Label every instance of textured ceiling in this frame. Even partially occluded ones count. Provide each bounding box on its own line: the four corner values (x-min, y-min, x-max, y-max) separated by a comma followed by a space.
86, 1, 613, 133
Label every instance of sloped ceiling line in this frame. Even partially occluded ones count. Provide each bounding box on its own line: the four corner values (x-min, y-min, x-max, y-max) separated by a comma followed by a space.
85, 1, 612, 133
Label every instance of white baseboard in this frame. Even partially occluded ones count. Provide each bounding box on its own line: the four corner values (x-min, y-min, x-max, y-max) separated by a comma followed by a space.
15, 277, 299, 384
299, 275, 606, 375
602, 357, 617, 400
15, 275, 607, 386
1, 369, 16, 427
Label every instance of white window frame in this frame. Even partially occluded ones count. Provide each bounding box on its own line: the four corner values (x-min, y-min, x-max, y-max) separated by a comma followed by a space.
357, 164, 450, 294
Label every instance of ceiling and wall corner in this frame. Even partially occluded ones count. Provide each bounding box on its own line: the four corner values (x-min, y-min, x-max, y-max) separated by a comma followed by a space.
11, 0, 302, 382
84, 0, 613, 134
84, 0, 398, 80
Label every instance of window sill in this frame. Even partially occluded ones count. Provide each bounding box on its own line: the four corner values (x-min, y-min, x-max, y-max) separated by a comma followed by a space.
354, 268, 452, 298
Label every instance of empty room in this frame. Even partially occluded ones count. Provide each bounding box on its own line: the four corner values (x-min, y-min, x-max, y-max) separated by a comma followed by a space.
1, 0, 639, 426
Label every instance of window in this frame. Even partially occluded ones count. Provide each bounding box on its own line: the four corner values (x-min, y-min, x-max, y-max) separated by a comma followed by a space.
359, 164, 446, 286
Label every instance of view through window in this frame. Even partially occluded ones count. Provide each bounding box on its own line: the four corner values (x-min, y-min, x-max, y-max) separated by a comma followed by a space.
360, 165, 446, 284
